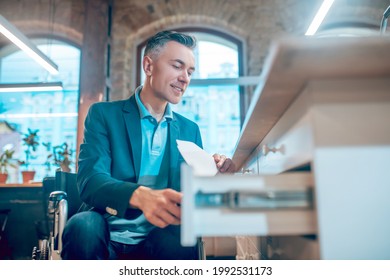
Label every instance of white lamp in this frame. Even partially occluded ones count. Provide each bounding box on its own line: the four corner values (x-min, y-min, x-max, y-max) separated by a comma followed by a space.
0, 82, 63, 93
0, 14, 59, 75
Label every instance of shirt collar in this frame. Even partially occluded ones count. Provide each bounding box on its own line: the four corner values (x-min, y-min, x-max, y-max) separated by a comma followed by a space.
134, 86, 173, 121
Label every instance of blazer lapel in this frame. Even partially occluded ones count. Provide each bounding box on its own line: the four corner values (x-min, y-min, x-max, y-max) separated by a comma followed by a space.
122, 96, 141, 181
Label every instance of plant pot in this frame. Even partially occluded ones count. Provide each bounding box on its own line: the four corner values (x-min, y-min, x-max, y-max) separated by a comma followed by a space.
0, 173, 8, 183
21, 170, 36, 183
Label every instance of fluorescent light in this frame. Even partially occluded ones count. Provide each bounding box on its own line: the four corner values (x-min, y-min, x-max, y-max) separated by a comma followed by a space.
0, 82, 63, 92
305, 0, 335, 36
380, 5, 390, 33
0, 112, 77, 119
0, 14, 59, 74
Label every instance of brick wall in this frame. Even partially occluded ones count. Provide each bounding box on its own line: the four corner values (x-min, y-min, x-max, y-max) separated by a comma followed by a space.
0, 0, 388, 99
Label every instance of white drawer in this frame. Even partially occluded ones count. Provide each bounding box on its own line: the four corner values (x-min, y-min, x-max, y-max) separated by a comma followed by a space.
181, 165, 317, 246
257, 112, 314, 174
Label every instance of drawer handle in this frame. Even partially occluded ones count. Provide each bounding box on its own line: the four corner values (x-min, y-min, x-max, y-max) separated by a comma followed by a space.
242, 168, 254, 174
195, 189, 313, 210
262, 144, 285, 156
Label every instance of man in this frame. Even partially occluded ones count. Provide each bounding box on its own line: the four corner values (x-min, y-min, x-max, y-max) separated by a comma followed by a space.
61, 30, 236, 260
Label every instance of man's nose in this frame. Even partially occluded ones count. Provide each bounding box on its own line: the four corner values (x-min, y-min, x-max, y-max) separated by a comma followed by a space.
179, 70, 190, 84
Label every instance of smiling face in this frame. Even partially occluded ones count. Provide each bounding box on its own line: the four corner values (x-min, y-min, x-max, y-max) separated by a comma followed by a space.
142, 41, 195, 107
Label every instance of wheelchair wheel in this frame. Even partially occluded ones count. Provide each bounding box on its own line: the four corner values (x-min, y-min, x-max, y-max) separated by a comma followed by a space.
40, 239, 49, 260
32, 239, 50, 260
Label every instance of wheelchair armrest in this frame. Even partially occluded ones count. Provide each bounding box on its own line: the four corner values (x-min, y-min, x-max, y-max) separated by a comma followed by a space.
48, 191, 67, 211
32, 190, 69, 260
49, 191, 68, 254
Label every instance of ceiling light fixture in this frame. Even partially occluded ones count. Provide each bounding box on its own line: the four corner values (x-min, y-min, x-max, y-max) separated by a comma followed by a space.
380, 5, 390, 33
305, 0, 335, 36
0, 112, 77, 119
0, 82, 63, 92
0, 14, 59, 75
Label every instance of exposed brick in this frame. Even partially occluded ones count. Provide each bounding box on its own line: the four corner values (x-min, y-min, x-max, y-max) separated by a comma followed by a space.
0, 0, 388, 100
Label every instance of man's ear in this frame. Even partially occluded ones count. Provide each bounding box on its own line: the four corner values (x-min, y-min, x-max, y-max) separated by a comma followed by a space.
143, 56, 153, 76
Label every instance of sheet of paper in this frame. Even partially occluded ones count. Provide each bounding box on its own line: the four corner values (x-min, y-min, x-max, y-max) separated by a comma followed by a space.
176, 140, 218, 176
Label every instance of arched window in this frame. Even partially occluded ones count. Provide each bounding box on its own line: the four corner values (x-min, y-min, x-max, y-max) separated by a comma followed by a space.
0, 39, 80, 182
137, 28, 244, 157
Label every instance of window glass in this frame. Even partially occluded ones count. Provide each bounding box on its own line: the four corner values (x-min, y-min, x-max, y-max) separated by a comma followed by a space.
0, 40, 80, 183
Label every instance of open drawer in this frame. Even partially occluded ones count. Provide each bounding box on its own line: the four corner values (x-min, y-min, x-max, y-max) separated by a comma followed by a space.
180, 165, 317, 246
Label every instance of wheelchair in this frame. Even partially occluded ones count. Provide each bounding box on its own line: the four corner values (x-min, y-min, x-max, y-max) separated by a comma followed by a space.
32, 170, 205, 260
32, 170, 80, 260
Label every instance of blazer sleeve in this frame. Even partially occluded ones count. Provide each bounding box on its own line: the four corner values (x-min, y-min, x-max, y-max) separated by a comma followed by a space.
77, 103, 138, 218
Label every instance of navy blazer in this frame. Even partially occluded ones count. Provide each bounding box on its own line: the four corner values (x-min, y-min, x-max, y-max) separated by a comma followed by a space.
77, 95, 203, 218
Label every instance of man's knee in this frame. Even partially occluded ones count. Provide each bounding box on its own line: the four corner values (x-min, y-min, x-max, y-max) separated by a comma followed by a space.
64, 211, 107, 236
61, 211, 109, 260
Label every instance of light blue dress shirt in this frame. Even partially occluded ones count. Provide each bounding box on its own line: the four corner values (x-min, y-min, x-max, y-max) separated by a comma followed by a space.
135, 87, 172, 187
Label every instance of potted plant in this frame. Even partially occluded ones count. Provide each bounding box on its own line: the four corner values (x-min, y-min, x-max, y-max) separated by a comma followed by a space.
42, 142, 52, 176
52, 142, 73, 172
19, 128, 40, 182
0, 149, 17, 183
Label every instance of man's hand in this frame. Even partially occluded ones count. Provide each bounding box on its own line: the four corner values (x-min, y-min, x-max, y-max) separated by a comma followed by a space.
213, 154, 236, 173
129, 186, 182, 228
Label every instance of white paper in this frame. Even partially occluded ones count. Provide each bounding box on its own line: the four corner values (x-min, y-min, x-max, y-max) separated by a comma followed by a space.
176, 140, 218, 176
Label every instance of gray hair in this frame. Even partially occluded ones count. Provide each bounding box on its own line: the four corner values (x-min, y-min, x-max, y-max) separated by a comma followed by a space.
144, 30, 197, 58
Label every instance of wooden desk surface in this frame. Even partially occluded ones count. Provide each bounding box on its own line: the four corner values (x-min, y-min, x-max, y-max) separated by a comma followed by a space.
0, 182, 42, 188
232, 36, 390, 169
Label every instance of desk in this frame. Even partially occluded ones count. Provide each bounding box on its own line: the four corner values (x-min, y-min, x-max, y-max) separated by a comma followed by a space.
0, 182, 42, 188
233, 36, 390, 260
182, 36, 390, 260
0, 183, 45, 259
